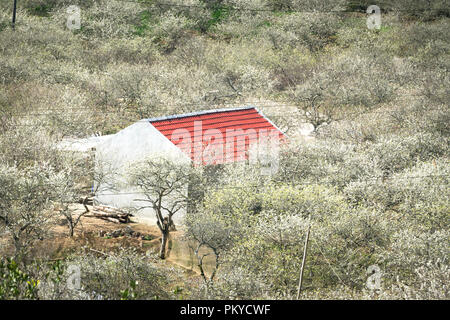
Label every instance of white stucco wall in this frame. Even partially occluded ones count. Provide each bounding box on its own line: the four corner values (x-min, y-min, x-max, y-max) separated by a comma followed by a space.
94, 120, 191, 226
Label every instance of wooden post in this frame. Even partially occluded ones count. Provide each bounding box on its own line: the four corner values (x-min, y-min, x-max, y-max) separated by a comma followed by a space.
12, 0, 17, 30
296, 214, 311, 299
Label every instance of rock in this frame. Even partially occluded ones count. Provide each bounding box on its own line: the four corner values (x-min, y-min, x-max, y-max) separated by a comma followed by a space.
123, 226, 134, 236
133, 231, 141, 238
111, 229, 123, 238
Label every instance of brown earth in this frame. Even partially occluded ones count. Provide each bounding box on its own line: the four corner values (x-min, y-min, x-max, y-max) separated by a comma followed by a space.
1, 203, 215, 277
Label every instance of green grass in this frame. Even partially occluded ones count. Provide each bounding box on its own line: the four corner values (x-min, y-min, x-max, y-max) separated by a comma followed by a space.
134, 10, 153, 36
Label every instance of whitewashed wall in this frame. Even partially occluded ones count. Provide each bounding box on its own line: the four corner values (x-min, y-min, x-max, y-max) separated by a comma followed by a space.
94, 120, 191, 226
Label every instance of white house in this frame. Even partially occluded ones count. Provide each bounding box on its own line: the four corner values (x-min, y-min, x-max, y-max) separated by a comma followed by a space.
93, 106, 286, 226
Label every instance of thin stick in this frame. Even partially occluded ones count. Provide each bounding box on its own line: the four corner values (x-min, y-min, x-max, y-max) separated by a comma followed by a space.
89, 248, 113, 257
296, 214, 311, 299
12, 0, 17, 30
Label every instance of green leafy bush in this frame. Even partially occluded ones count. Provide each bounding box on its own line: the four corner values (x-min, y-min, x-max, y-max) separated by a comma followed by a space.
0, 258, 39, 299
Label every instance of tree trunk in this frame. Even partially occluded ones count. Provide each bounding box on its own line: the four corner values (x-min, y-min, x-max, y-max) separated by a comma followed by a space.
167, 235, 173, 257
69, 223, 74, 237
160, 229, 169, 259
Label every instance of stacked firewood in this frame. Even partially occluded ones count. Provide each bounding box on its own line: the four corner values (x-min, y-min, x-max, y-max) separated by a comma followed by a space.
86, 205, 133, 224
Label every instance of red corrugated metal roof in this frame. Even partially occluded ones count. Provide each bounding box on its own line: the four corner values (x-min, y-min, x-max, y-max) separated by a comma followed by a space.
149, 107, 285, 165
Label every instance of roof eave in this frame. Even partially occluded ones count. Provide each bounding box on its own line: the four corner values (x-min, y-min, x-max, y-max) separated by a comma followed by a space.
146, 106, 257, 123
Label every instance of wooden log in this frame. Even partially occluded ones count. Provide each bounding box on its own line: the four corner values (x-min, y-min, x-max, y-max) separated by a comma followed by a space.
86, 204, 132, 223
87, 213, 125, 219
86, 213, 131, 224
93, 206, 127, 215
101, 217, 120, 224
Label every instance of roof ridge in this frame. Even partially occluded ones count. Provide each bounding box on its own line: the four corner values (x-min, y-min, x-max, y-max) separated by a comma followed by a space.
146, 106, 256, 123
